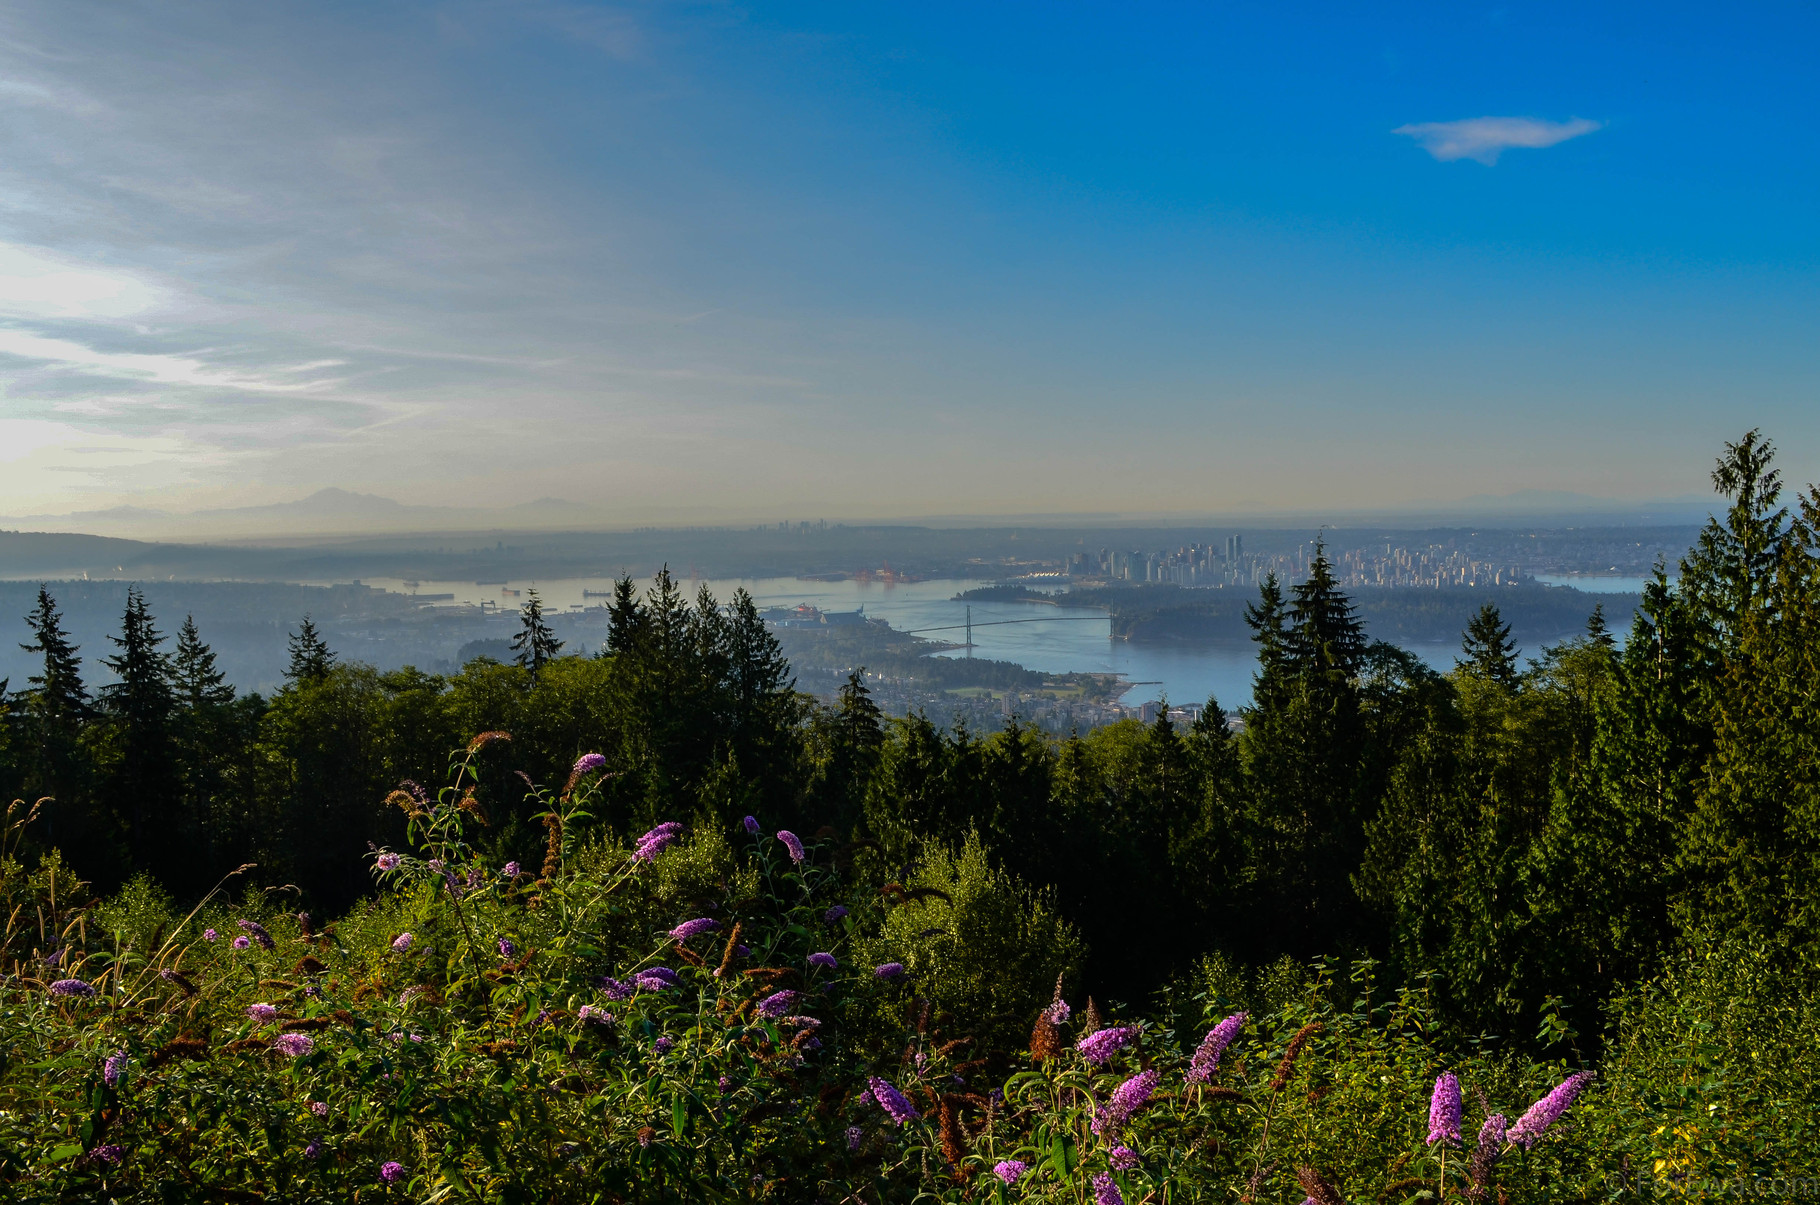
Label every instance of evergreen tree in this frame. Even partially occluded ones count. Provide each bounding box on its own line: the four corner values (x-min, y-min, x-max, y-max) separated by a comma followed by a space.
605, 576, 648, 656
18, 586, 94, 854
812, 669, 884, 831
1459, 602, 1519, 686
286, 616, 336, 683
172, 615, 235, 709
1287, 542, 1367, 677
1586, 602, 1615, 649
510, 589, 564, 676
100, 586, 180, 878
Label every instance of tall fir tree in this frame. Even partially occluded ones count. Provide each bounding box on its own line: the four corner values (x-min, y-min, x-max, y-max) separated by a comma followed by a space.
1459, 602, 1519, 686
510, 589, 564, 676
19, 586, 93, 854
100, 586, 180, 878
286, 616, 336, 683
173, 614, 234, 709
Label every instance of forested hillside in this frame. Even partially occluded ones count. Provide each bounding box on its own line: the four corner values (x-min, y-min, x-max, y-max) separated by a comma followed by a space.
2, 433, 1818, 1200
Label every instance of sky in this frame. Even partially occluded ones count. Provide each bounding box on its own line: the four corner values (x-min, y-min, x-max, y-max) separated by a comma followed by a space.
0, 1, 1816, 524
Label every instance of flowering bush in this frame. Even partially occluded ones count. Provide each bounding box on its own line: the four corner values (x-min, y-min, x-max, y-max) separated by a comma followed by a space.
0, 750, 1813, 1202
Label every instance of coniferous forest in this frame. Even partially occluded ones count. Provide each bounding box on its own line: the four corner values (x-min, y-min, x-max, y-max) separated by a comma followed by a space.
2, 433, 1817, 1201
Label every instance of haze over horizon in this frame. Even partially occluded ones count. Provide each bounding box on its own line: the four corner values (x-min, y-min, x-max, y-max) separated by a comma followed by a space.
1, 2, 1815, 521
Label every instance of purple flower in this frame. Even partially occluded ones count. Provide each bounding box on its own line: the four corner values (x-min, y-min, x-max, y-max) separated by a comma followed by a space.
824, 905, 848, 923
1093, 1171, 1125, 1205
203, 928, 219, 942
49, 978, 97, 998
1076, 1025, 1137, 1067
498, 937, 516, 958
1092, 1068, 1159, 1138
867, 1075, 919, 1124
775, 830, 805, 864
783, 1015, 822, 1029
1110, 1145, 1139, 1170
391, 932, 413, 952
873, 962, 905, 981
572, 752, 608, 777
88, 1144, 125, 1165
379, 1160, 405, 1183
670, 918, 720, 941
598, 975, 634, 1000
808, 952, 838, 970
846, 1125, 864, 1151
1187, 1012, 1246, 1084
994, 1159, 1028, 1184
237, 920, 274, 949
1428, 1071, 1463, 1146
1508, 1072, 1593, 1149
1046, 999, 1072, 1025
634, 821, 683, 862
502, 861, 520, 878
635, 967, 681, 991
743, 815, 761, 836
247, 1002, 279, 1023
310, 1100, 329, 1117
578, 1004, 612, 1025
654, 1036, 674, 1054
304, 1138, 326, 1160
103, 1051, 126, 1088
272, 1033, 315, 1057
757, 990, 800, 1017
232, 936, 252, 950
375, 852, 401, 872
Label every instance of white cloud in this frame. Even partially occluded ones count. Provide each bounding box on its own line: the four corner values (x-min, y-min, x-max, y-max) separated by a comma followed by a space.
1394, 116, 1602, 165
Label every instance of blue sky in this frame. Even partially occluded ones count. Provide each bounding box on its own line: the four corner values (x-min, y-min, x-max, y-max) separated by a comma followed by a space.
0, 1, 1815, 522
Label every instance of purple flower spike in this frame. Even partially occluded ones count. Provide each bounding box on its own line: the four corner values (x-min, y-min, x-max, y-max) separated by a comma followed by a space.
375, 852, 401, 872
635, 967, 681, 992
247, 1002, 279, 1023
598, 975, 634, 1000
808, 952, 838, 970
272, 1033, 315, 1057
634, 821, 683, 862
310, 1100, 329, 1117
743, 815, 761, 836
502, 861, 520, 878
1428, 1071, 1463, 1146
867, 1075, 919, 1124
873, 962, 905, 981
670, 918, 720, 941
775, 829, 805, 864
572, 752, 608, 777
1508, 1072, 1593, 1149
578, 1004, 612, 1025
1110, 1145, 1139, 1170
1187, 1012, 1246, 1084
103, 1051, 127, 1088
379, 1160, 405, 1183
1091, 1068, 1159, 1138
237, 920, 274, 949
1046, 999, 1072, 1025
757, 990, 800, 1017
1076, 1025, 1137, 1067
88, 1144, 126, 1165
654, 1035, 674, 1054
391, 933, 413, 952
304, 1138, 326, 1160
49, 978, 97, 998
499, 937, 516, 957
232, 936, 251, 950
203, 928, 219, 942
846, 1125, 864, 1151
994, 1159, 1028, 1184
1093, 1172, 1125, 1205
824, 904, 848, 923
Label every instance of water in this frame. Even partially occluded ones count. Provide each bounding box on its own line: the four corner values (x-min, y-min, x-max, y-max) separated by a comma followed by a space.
334, 575, 1470, 707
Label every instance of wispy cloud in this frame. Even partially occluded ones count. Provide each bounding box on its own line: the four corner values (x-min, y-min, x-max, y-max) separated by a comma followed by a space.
1394, 116, 1603, 165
